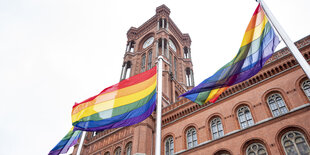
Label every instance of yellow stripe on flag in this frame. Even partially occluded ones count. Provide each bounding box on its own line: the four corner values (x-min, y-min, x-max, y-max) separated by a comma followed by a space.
72, 82, 157, 123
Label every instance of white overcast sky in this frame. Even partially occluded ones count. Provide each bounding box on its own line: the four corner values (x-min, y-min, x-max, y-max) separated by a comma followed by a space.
0, 0, 309, 154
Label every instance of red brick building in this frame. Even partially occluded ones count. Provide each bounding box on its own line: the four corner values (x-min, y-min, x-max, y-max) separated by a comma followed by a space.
73, 5, 310, 155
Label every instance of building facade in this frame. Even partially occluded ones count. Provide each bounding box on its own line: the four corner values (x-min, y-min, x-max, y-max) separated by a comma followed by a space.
72, 5, 310, 155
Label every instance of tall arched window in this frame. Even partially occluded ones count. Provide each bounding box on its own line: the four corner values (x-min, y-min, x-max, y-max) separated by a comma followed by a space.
237, 106, 254, 129
267, 93, 288, 117
186, 127, 198, 149
165, 136, 174, 155
147, 50, 152, 70
114, 147, 121, 155
210, 117, 224, 139
125, 142, 132, 155
104, 152, 110, 155
281, 131, 310, 155
301, 79, 310, 101
141, 54, 146, 72
246, 143, 268, 155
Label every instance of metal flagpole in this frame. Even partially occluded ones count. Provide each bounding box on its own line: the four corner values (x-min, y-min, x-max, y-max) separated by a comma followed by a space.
258, 0, 310, 79
76, 131, 86, 155
155, 56, 164, 155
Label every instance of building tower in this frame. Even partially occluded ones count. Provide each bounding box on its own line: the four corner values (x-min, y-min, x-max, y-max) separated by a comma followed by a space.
121, 4, 194, 106
72, 4, 195, 155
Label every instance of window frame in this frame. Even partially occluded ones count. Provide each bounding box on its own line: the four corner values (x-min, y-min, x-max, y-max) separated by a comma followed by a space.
210, 117, 224, 139
125, 142, 132, 155
186, 127, 198, 149
147, 50, 152, 70
114, 147, 121, 155
141, 54, 146, 73
281, 131, 310, 155
164, 136, 174, 155
301, 79, 310, 101
237, 106, 254, 129
266, 93, 288, 117
246, 143, 268, 155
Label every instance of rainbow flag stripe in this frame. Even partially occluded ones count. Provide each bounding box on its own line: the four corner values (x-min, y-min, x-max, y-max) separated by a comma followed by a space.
181, 4, 279, 105
49, 127, 82, 155
72, 66, 157, 131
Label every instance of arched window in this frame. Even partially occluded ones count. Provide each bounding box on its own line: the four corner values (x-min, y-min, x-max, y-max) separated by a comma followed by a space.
125, 142, 132, 155
246, 143, 268, 155
164, 136, 174, 155
214, 150, 231, 155
114, 147, 121, 155
141, 54, 146, 73
186, 128, 198, 149
210, 117, 224, 139
147, 50, 152, 70
301, 79, 310, 101
267, 93, 288, 117
104, 152, 110, 155
281, 131, 310, 155
237, 106, 254, 129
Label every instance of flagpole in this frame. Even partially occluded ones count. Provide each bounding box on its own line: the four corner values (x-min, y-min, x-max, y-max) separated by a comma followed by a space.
76, 131, 86, 155
258, 0, 310, 79
155, 56, 164, 155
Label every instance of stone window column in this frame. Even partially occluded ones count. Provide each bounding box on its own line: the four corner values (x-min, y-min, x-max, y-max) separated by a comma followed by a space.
190, 69, 195, 86
162, 18, 165, 28
128, 42, 132, 52
166, 39, 169, 57
157, 19, 160, 30
156, 41, 159, 57
120, 62, 127, 80
162, 38, 164, 56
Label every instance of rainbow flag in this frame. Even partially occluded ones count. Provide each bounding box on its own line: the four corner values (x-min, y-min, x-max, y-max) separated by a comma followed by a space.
48, 127, 82, 155
72, 66, 157, 131
181, 4, 279, 105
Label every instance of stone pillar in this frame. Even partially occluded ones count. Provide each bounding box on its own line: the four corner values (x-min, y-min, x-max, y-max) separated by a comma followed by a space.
156, 41, 159, 57
166, 39, 169, 58
128, 41, 132, 52
162, 18, 165, 28
122, 63, 127, 80
120, 63, 125, 81
166, 20, 169, 30
162, 38, 164, 56
191, 69, 195, 86
157, 19, 160, 30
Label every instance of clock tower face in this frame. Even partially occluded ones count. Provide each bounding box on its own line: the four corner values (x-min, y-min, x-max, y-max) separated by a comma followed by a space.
143, 37, 154, 49
169, 39, 176, 51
